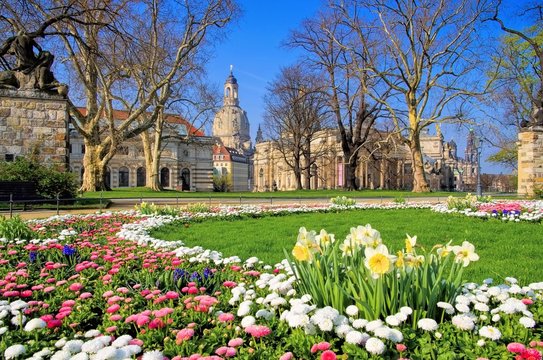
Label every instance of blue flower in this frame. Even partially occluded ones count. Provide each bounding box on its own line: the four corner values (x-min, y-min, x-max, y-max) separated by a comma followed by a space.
29, 251, 38, 262
203, 267, 213, 280
173, 269, 187, 282
190, 271, 202, 282
62, 245, 77, 256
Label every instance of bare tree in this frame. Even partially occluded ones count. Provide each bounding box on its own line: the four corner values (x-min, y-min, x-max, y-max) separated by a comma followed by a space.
263, 64, 331, 190
334, 0, 492, 192
1, 0, 238, 191
491, 1, 543, 127
289, 10, 388, 190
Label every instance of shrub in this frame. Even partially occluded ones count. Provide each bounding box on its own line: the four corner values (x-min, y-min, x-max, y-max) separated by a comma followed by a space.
0, 215, 36, 240
286, 225, 477, 325
0, 157, 78, 199
446, 193, 478, 210
213, 173, 232, 192
330, 196, 356, 207
186, 202, 211, 214
135, 202, 179, 216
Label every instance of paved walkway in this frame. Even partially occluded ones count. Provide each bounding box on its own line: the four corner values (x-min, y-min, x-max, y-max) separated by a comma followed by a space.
2, 197, 444, 220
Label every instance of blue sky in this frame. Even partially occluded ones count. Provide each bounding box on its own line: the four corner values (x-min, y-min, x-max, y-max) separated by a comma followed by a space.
205, 0, 529, 175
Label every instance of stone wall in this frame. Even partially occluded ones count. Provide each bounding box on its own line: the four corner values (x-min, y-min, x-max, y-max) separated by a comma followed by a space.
0, 89, 69, 169
518, 127, 543, 196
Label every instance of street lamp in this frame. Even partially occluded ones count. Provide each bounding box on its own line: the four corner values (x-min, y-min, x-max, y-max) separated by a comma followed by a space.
474, 136, 483, 197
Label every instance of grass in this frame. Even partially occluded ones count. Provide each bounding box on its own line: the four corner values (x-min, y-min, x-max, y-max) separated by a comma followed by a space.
151, 208, 543, 284
81, 187, 518, 199
0, 198, 111, 210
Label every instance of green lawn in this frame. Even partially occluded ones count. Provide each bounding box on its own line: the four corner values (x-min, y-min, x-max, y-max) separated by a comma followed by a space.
82, 187, 517, 199
151, 208, 543, 284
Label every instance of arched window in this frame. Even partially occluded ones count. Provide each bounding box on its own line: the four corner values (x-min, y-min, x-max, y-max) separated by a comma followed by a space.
104, 167, 111, 188
118, 167, 129, 187
160, 168, 170, 188
181, 168, 190, 191
225, 87, 231, 97
136, 167, 146, 187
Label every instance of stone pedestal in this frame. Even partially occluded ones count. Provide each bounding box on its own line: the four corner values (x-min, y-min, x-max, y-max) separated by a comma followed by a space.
0, 89, 69, 169
518, 127, 543, 196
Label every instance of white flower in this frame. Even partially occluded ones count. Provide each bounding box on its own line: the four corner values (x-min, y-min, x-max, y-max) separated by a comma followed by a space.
112, 335, 132, 348
120, 345, 141, 356
51, 350, 71, 360
352, 319, 368, 329
11, 314, 26, 327
255, 309, 273, 320
94, 346, 123, 360
455, 303, 471, 313
388, 329, 404, 343
451, 314, 475, 330
141, 350, 164, 360
5, 344, 26, 359
345, 305, 359, 317
240, 316, 255, 328
9, 300, 28, 311
479, 325, 501, 340
437, 301, 455, 314
317, 318, 334, 332
385, 315, 400, 326
365, 319, 383, 332
477, 339, 486, 347
345, 330, 365, 344
474, 302, 489, 312
399, 306, 413, 316
373, 326, 392, 339
492, 314, 501, 322
69, 352, 89, 360
81, 339, 106, 353
365, 337, 385, 355
63, 340, 84, 353
84, 329, 101, 338
452, 241, 479, 267
417, 318, 438, 331
519, 316, 536, 328
24, 318, 46, 331
335, 324, 353, 338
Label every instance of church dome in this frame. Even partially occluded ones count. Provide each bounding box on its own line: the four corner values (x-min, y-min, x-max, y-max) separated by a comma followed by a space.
226, 73, 237, 84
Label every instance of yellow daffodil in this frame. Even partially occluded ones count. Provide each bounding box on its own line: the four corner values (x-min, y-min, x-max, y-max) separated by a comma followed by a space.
316, 229, 335, 249
292, 244, 311, 262
435, 241, 453, 258
339, 238, 357, 257
349, 224, 382, 248
297, 227, 318, 249
364, 244, 396, 279
405, 234, 417, 254
452, 241, 479, 267
405, 254, 425, 269
395, 250, 405, 268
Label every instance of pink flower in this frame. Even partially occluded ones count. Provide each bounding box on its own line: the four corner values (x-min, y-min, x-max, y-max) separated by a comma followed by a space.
245, 325, 271, 338
62, 300, 76, 307
321, 350, 337, 360
154, 307, 174, 318
110, 314, 122, 321
397, 344, 407, 352
79, 292, 93, 299
521, 349, 542, 359
176, 328, 195, 344
148, 318, 165, 329
311, 342, 330, 352
69, 283, 83, 291
106, 326, 117, 332
279, 352, 294, 360
223, 281, 237, 288
507, 343, 527, 353
227, 338, 243, 347
106, 304, 120, 313
165, 291, 179, 299
136, 315, 150, 326
129, 339, 144, 346
218, 313, 235, 323
522, 298, 534, 305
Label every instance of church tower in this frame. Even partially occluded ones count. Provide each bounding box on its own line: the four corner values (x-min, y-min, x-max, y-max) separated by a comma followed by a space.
212, 67, 251, 153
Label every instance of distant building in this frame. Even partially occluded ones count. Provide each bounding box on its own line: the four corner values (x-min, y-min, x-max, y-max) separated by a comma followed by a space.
212, 69, 253, 190
253, 126, 479, 192
69, 108, 215, 191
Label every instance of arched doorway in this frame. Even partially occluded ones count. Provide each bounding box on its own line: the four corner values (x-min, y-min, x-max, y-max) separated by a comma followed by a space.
136, 167, 146, 187
160, 168, 170, 188
104, 167, 111, 189
181, 168, 190, 191
118, 167, 129, 187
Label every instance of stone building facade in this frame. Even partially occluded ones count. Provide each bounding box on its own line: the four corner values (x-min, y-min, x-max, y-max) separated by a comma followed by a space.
253, 127, 478, 192
517, 126, 543, 196
0, 89, 69, 168
69, 109, 215, 191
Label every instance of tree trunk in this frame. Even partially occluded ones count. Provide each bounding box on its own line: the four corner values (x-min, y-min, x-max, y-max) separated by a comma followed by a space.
408, 136, 430, 192
79, 142, 108, 192
346, 160, 358, 191
141, 130, 162, 191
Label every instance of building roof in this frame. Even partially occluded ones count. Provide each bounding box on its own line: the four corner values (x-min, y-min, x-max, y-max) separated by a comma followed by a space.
75, 107, 205, 136
213, 144, 247, 163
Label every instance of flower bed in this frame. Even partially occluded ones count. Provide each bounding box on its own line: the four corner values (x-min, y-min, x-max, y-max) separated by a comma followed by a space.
432, 200, 543, 223
0, 208, 541, 359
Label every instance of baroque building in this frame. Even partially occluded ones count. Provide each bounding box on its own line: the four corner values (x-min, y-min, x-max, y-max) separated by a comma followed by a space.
69, 109, 215, 191
211, 68, 253, 191
253, 126, 478, 192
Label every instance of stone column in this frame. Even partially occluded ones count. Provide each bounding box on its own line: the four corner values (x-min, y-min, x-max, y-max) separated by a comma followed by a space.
518, 127, 543, 196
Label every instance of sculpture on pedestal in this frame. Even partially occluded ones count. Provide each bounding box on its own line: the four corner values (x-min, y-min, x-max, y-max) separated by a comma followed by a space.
0, 31, 68, 96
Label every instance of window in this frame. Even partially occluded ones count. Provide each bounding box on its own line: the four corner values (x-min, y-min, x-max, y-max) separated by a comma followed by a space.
160, 168, 170, 188
177, 124, 187, 136
119, 167, 129, 187
104, 167, 111, 188
4, 154, 14, 162
181, 168, 190, 191
136, 167, 146, 187
81, 144, 85, 154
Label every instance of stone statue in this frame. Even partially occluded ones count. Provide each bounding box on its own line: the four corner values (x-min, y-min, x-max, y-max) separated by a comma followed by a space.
0, 31, 67, 96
